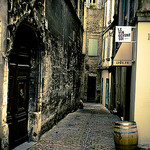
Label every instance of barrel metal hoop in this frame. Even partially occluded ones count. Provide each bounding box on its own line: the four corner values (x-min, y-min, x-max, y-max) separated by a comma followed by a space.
114, 130, 138, 134
115, 144, 137, 146
114, 126, 137, 129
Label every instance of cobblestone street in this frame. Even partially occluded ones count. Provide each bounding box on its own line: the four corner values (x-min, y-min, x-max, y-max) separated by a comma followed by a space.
28, 103, 120, 150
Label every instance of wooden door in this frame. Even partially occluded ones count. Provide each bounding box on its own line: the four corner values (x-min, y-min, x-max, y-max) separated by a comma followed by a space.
7, 47, 30, 149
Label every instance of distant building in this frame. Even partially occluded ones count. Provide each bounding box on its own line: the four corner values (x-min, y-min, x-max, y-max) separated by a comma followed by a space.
0, 0, 83, 149
81, 0, 103, 103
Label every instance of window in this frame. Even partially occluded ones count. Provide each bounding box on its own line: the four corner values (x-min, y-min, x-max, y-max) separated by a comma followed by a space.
102, 37, 106, 60
98, 0, 102, 9
86, 0, 90, 8
119, 0, 127, 25
86, 0, 102, 9
107, 36, 111, 58
90, 0, 96, 3
130, 0, 134, 20
88, 39, 98, 56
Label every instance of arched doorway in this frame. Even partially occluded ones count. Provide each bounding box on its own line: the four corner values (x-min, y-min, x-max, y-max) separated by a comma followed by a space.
7, 22, 40, 149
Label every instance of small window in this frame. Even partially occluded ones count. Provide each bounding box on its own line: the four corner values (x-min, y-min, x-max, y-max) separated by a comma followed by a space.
98, 0, 102, 9
93, 0, 95, 3
88, 39, 98, 56
86, 0, 90, 8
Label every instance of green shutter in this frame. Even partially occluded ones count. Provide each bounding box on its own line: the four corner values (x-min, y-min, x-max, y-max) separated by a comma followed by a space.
88, 39, 98, 56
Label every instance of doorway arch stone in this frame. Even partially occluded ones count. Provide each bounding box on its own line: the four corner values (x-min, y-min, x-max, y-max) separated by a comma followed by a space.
7, 20, 43, 149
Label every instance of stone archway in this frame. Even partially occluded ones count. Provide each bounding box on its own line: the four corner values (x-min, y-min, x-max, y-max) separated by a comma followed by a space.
7, 21, 42, 149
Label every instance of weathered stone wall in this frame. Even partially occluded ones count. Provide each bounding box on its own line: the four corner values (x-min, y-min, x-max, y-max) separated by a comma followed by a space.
138, 0, 150, 12
0, 0, 9, 149
0, 0, 83, 149
82, 3, 103, 102
40, 0, 83, 135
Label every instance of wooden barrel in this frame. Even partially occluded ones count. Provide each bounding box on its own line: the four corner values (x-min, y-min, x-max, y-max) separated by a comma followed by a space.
114, 121, 138, 150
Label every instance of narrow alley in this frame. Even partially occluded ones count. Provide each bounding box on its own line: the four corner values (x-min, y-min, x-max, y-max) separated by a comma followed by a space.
25, 103, 120, 150
1, 1, 150, 149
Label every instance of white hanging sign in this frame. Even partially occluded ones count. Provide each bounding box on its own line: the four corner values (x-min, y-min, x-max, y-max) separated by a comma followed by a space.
115, 26, 132, 42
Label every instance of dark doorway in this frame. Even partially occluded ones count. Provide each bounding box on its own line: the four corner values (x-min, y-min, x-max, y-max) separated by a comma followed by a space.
7, 23, 39, 149
87, 76, 96, 102
125, 67, 131, 120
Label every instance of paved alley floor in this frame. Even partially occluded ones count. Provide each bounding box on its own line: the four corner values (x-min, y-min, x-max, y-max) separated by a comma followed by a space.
28, 103, 120, 150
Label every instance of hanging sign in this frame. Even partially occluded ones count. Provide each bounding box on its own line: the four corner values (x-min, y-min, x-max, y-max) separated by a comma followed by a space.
115, 26, 132, 42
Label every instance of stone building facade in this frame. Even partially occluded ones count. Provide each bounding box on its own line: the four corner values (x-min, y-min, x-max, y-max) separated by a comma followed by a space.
81, 0, 103, 103
0, 0, 84, 149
